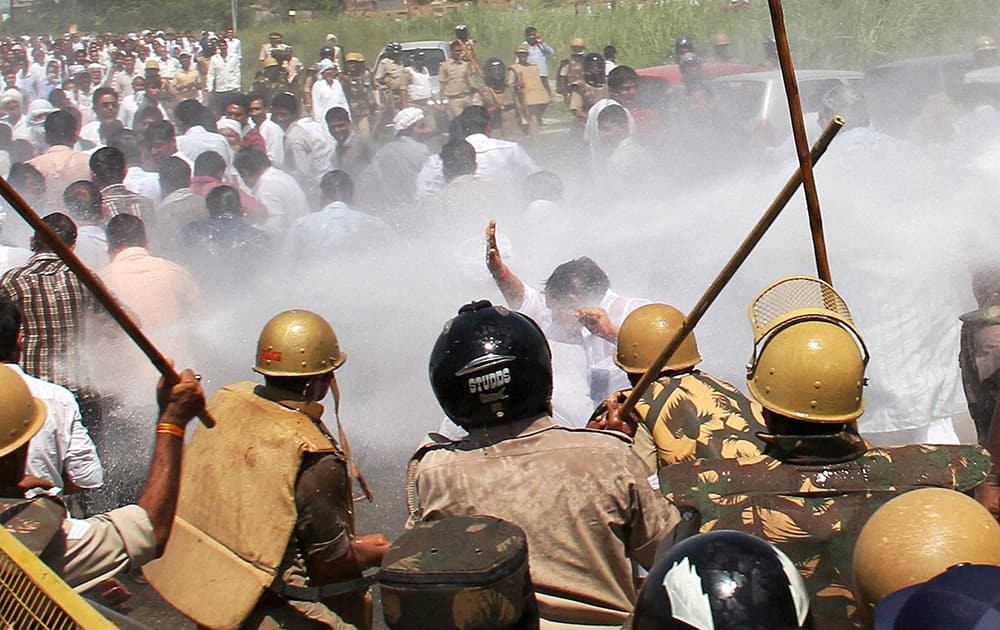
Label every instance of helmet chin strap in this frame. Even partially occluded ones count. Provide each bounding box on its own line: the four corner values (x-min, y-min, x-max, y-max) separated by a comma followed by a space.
329, 374, 374, 503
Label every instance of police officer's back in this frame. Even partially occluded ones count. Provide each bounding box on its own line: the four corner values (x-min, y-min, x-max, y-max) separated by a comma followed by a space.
592, 303, 767, 471
658, 277, 991, 630
144, 310, 388, 629
407, 300, 684, 629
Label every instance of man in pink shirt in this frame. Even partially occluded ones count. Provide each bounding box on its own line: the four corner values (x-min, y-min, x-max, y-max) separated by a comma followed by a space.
99, 214, 200, 373
26, 110, 91, 212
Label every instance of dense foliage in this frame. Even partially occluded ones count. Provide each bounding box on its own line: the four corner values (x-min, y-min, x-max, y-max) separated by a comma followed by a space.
5, 0, 1000, 78
240, 0, 1000, 81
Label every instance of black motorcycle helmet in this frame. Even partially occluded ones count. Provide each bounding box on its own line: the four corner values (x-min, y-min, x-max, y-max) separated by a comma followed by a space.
633, 531, 813, 630
319, 44, 335, 60
675, 35, 695, 58
583, 52, 605, 75
483, 57, 507, 85
386, 41, 403, 57
430, 301, 552, 429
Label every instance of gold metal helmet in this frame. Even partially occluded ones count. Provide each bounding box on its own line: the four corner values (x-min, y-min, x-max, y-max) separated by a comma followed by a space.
262, 56, 279, 69
975, 35, 997, 52
746, 276, 868, 423
345, 52, 365, 63
614, 303, 700, 374
253, 309, 346, 377
852, 488, 1000, 623
570, 37, 585, 48
0, 364, 46, 458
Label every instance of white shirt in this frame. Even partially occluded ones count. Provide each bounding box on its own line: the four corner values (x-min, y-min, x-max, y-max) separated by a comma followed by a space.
415, 133, 540, 197
406, 67, 432, 101
74, 224, 109, 270
226, 36, 243, 59
13, 364, 104, 497
251, 166, 310, 235
119, 92, 169, 128
285, 201, 391, 260
584, 97, 637, 162
157, 55, 181, 79
518, 287, 649, 402
79, 119, 102, 145
177, 125, 233, 167
285, 117, 335, 190
0, 244, 30, 274
125, 166, 162, 202
311, 77, 351, 122
206, 52, 242, 93
256, 117, 285, 169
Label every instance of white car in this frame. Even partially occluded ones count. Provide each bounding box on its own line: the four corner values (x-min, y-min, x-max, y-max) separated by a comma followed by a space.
712, 70, 864, 145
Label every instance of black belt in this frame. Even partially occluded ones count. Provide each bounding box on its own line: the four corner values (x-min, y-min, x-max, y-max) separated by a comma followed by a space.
269, 570, 377, 602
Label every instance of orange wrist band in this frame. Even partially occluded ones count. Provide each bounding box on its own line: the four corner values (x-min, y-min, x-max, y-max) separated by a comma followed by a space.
156, 423, 186, 440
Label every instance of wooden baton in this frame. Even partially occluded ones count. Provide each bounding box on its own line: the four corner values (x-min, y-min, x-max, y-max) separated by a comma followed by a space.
618, 116, 846, 420
0, 175, 215, 428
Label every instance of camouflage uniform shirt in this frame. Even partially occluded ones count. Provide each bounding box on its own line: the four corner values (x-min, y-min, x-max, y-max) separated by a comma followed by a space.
628, 370, 768, 471
410, 415, 681, 629
340, 74, 376, 123
658, 430, 990, 630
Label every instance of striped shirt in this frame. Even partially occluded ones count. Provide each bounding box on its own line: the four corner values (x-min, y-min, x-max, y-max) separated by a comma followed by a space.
0, 253, 98, 394
99, 183, 156, 225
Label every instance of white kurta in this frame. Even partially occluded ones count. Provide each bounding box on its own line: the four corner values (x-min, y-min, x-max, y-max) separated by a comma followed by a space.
311, 78, 351, 122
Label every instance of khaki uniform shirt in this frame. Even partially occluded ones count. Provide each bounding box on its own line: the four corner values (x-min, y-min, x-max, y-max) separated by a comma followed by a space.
373, 58, 407, 92
438, 58, 475, 98
411, 415, 681, 629
568, 82, 608, 117
477, 85, 528, 141
171, 67, 202, 101
2, 497, 156, 593
557, 56, 585, 96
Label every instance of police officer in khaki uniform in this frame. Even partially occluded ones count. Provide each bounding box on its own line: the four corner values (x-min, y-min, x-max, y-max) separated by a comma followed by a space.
438, 39, 479, 119
477, 57, 530, 142
341, 52, 377, 139
556, 37, 586, 105
568, 52, 609, 125
510, 43, 551, 127
454, 24, 478, 66
144, 310, 389, 630
0, 362, 204, 591
407, 300, 685, 629
657, 276, 991, 630
589, 303, 767, 472
373, 42, 409, 117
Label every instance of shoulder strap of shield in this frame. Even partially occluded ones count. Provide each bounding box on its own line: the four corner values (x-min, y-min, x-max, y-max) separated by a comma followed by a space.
405, 433, 460, 520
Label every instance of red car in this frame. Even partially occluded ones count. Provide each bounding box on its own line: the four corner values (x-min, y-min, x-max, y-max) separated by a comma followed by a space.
633, 62, 765, 132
